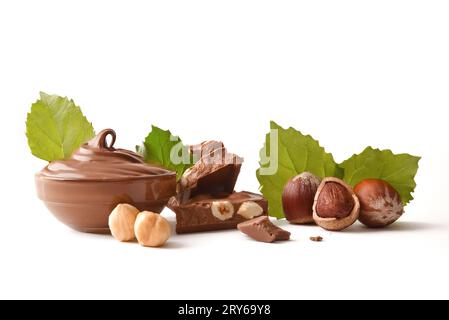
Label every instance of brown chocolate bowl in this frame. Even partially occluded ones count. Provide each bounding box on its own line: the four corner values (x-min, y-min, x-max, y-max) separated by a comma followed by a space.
35, 129, 176, 234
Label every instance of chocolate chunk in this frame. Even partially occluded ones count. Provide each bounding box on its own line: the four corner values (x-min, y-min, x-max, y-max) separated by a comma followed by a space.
178, 142, 243, 203
310, 236, 323, 242
168, 191, 268, 234
189, 141, 224, 161
237, 216, 290, 243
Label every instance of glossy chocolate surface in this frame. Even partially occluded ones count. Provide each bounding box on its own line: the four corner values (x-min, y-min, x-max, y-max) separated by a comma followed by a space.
36, 129, 176, 233
40, 129, 170, 181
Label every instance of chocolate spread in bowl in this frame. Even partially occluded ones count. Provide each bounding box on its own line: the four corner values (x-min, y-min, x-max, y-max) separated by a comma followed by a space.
35, 129, 177, 234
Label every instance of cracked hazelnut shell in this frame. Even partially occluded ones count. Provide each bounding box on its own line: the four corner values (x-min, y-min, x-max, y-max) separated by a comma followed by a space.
354, 179, 404, 228
282, 172, 321, 224
313, 177, 360, 231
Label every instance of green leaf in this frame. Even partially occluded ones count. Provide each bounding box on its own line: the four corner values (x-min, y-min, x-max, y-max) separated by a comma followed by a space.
256, 121, 342, 219
26, 92, 95, 161
139, 125, 192, 180
340, 147, 420, 204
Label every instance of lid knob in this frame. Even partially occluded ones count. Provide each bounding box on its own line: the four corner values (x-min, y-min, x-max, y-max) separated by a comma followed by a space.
88, 129, 116, 150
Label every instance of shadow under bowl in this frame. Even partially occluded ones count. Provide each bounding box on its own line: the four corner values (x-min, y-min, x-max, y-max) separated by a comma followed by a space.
35, 173, 176, 234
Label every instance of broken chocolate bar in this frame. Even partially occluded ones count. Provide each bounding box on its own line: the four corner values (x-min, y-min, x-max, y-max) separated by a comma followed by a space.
178, 142, 243, 204
169, 141, 268, 233
237, 216, 291, 243
168, 191, 268, 234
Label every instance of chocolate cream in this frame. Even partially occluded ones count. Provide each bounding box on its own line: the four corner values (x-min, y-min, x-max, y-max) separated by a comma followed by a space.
40, 129, 171, 181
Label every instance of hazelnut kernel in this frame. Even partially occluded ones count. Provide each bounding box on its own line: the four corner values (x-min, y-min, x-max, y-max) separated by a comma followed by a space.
108, 203, 140, 242
211, 201, 234, 221
237, 201, 264, 219
313, 177, 360, 231
134, 211, 171, 247
315, 182, 354, 218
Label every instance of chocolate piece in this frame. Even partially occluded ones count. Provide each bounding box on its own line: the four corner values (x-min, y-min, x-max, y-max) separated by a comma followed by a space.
170, 141, 269, 233
189, 141, 224, 162
310, 236, 323, 242
35, 129, 176, 234
237, 216, 291, 243
179, 142, 243, 203
168, 191, 268, 234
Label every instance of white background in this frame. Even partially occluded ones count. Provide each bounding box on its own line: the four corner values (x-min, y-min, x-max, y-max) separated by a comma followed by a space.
1, 0, 448, 299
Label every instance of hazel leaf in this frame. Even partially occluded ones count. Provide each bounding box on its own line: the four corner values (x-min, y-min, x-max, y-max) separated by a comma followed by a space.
26, 92, 95, 162
139, 125, 192, 180
256, 121, 342, 219
340, 147, 420, 204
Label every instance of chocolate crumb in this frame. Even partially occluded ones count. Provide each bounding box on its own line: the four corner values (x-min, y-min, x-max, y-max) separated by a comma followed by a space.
310, 236, 323, 242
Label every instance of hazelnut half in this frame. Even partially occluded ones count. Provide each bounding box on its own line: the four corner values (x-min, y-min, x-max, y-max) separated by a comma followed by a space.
237, 201, 264, 219
313, 177, 360, 231
354, 179, 404, 228
108, 203, 140, 242
211, 201, 234, 221
134, 211, 171, 247
282, 172, 321, 224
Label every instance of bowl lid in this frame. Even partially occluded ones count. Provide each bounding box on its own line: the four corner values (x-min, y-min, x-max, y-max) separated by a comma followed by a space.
38, 129, 175, 181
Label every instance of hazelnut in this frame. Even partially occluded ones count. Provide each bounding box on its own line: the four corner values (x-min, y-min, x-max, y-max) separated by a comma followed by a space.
108, 203, 140, 242
134, 211, 171, 247
354, 179, 404, 228
282, 172, 321, 224
237, 201, 264, 219
211, 201, 234, 221
315, 182, 354, 218
313, 177, 360, 231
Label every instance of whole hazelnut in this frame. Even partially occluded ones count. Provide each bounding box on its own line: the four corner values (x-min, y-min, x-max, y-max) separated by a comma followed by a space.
282, 172, 321, 224
354, 179, 404, 228
134, 211, 171, 247
313, 177, 360, 231
108, 203, 140, 242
